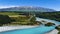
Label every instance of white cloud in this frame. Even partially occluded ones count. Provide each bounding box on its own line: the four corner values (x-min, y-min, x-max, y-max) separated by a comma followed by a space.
0, 5, 19, 9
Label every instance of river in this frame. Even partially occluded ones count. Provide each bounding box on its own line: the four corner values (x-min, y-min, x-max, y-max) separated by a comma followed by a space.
0, 17, 60, 34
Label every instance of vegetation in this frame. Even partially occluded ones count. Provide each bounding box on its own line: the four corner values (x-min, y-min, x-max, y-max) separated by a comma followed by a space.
0, 11, 60, 26
45, 22, 55, 26
36, 11, 60, 22
1, 11, 60, 22
0, 11, 39, 26
0, 15, 11, 26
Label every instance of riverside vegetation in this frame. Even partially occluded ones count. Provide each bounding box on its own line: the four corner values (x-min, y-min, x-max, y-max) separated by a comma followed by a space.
0, 11, 60, 26
0, 11, 41, 26
36, 11, 60, 22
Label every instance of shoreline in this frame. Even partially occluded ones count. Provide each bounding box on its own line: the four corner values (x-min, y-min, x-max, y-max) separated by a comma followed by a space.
45, 29, 58, 34
0, 25, 38, 32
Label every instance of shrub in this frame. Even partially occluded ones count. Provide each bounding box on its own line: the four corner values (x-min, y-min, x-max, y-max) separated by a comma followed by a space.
45, 22, 55, 26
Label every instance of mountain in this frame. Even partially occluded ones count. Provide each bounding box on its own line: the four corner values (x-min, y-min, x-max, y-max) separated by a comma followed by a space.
0, 6, 56, 12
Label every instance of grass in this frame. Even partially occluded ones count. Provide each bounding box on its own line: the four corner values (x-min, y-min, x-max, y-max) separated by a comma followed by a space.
0, 12, 19, 15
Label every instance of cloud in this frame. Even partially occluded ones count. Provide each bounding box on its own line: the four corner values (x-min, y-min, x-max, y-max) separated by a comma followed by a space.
0, 5, 19, 9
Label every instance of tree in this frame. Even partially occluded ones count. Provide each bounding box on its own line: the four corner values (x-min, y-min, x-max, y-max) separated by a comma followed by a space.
0, 15, 11, 25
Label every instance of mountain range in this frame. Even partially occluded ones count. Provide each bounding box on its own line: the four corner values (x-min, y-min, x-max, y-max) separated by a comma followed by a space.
0, 6, 56, 12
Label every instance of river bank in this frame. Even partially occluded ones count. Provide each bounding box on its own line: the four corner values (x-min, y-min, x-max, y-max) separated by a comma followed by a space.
46, 29, 58, 34
0, 25, 38, 32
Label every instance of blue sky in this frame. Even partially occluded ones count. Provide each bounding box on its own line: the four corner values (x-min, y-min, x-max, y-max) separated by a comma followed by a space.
0, 0, 60, 11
